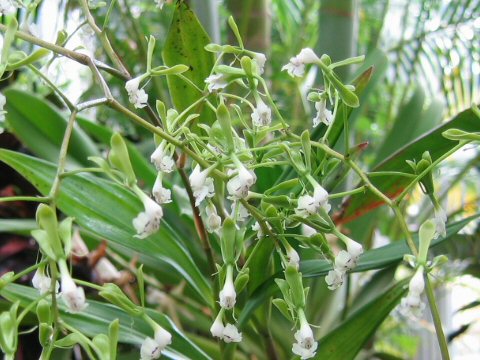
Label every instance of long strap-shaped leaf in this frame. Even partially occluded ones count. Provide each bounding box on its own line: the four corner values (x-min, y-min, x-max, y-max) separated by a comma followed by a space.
313, 279, 408, 359
0, 284, 212, 360
0, 149, 212, 305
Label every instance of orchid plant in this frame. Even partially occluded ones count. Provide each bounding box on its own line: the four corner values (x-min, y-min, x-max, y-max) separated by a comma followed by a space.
0, 1, 479, 360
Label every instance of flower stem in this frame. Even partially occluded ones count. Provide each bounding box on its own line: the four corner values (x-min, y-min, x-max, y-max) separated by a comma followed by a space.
424, 273, 450, 360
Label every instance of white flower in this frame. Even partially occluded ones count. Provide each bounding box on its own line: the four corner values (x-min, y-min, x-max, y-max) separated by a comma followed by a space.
153, 174, 172, 204
210, 314, 225, 339
205, 204, 221, 233
325, 269, 344, 290
297, 48, 320, 63
189, 165, 215, 206
125, 76, 148, 109
296, 184, 331, 217
222, 323, 242, 343
155, 0, 166, 9
313, 99, 333, 127
344, 237, 363, 262
0, 0, 17, 15
398, 293, 425, 319
140, 326, 171, 360
282, 56, 305, 77
313, 184, 331, 213
133, 194, 163, 239
287, 247, 300, 268
210, 314, 242, 343
252, 52, 267, 74
154, 326, 172, 350
32, 269, 53, 295
219, 267, 236, 310
151, 143, 175, 173
251, 98, 272, 127
334, 250, 356, 272
140, 337, 162, 360
93, 258, 121, 283
227, 165, 256, 200
205, 74, 228, 92
61, 273, 88, 313
292, 321, 318, 359
408, 267, 425, 296
282, 48, 320, 78
434, 207, 447, 239
295, 194, 317, 216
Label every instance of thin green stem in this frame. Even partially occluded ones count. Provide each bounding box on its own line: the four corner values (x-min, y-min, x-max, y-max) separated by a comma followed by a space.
0, 196, 49, 203
48, 110, 78, 205
328, 185, 367, 199
424, 274, 451, 360
0, 24, 126, 79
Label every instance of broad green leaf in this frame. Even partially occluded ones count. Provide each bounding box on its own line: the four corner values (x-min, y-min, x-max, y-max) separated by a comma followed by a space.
0, 284, 212, 360
313, 280, 407, 359
339, 107, 480, 223
0, 150, 212, 305
76, 117, 201, 264
4, 89, 100, 166
162, 1, 215, 128
238, 214, 476, 327
375, 87, 443, 164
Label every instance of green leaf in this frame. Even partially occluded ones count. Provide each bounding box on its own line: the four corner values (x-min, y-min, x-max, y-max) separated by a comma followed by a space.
313, 280, 408, 359
339, 106, 480, 222
0, 150, 212, 305
4, 89, 100, 167
162, 1, 215, 128
0, 284, 212, 360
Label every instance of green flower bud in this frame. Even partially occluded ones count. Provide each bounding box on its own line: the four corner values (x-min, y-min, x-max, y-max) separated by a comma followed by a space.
93, 334, 110, 360
108, 319, 119, 360
285, 265, 305, 309
55, 30, 68, 46
36, 299, 52, 324
418, 219, 436, 264
99, 283, 143, 316
0, 302, 19, 355
442, 128, 480, 142
272, 298, 293, 320
234, 268, 250, 294
262, 195, 292, 207
216, 103, 235, 152
109, 133, 137, 186
33, 204, 63, 260
38, 323, 53, 347
221, 217, 236, 264
228, 16, 244, 48
240, 56, 254, 78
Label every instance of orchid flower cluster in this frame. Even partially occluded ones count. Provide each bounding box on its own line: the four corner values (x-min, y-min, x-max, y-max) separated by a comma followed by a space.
0, 3, 463, 359
77, 16, 375, 358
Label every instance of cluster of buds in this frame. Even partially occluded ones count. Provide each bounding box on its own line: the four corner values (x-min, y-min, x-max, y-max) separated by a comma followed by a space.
30, 204, 88, 313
